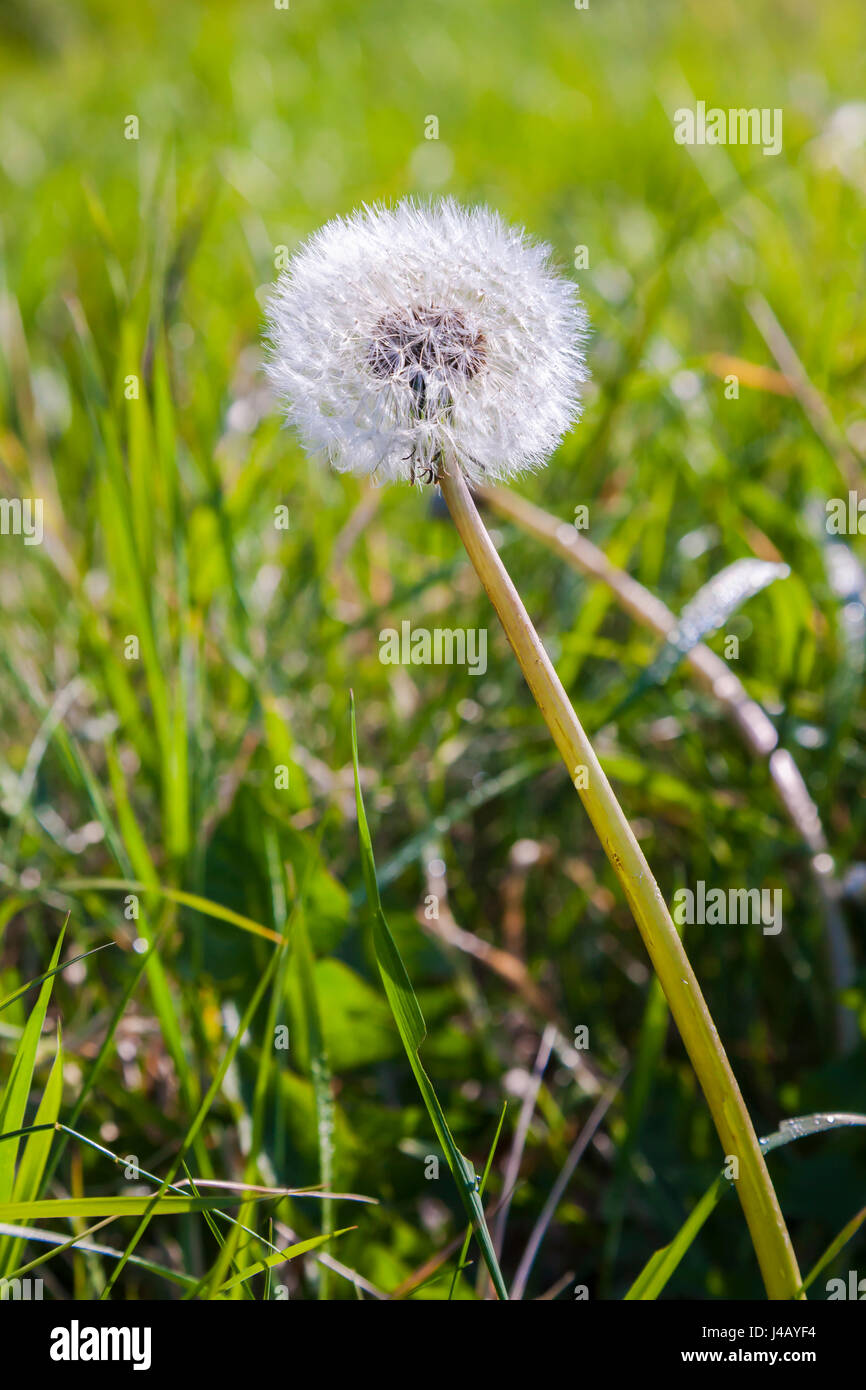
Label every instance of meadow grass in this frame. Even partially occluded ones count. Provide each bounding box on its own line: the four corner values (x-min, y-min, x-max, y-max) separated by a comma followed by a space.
0, 0, 865, 1299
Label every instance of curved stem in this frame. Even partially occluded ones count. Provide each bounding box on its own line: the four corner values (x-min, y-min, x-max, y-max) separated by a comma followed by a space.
476, 480, 857, 1055
437, 461, 803, 1301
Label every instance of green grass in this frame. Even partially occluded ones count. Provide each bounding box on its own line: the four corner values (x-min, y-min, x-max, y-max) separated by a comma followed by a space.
0, 0, 865, 1299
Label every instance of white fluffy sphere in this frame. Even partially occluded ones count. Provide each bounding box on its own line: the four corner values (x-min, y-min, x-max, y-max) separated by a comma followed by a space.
264, 198, 589, 486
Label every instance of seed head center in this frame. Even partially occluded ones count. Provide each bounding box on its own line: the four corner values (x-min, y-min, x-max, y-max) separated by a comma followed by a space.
367, 305, 486, 387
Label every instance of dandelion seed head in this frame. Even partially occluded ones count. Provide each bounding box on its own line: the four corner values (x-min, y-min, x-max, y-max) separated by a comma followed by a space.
264, 198, 589, 486
366, 305, 486, 389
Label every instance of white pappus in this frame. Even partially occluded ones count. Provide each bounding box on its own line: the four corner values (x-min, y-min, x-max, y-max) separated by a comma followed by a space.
264, 198, 589, 487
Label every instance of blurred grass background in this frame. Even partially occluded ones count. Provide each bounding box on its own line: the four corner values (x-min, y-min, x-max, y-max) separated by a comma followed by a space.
0, 0, 865, 1298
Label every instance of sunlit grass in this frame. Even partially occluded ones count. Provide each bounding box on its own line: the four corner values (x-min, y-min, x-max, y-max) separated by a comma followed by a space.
0, 0, 864, 1300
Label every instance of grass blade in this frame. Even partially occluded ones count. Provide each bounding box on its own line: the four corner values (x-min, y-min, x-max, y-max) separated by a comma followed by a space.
99, 934, 288, 1298
625, 1110, 866, 1299
799, 1207, 866, 1296
449, 1099, 507, 1300
0, 923, 65, 1205
292, 903, 336, 1299
0, 1220, 196, 1289
349, 693, 508, 1301
612, 558, 790, 716
214, 1228, 356, 1295
624, 1174, 729, 1300
0, 1194, 273, 1221
0, 944, 116, 1015
0, 1028, 64, 1274
62, 878, 283, 944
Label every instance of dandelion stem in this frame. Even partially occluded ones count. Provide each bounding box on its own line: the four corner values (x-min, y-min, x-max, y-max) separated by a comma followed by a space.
437, 460, 803, 1301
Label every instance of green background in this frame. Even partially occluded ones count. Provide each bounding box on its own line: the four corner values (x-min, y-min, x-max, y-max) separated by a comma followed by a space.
0, 0, 864, 1299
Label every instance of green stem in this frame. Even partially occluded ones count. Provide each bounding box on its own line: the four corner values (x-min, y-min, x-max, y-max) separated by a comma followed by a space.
437, 460, 803, 1301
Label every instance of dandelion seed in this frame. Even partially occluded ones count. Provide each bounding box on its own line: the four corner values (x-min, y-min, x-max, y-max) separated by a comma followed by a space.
264, 198, 588, 486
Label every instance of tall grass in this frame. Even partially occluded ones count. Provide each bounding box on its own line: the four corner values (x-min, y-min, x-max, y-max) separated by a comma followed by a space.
0, 0, 864, 1299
